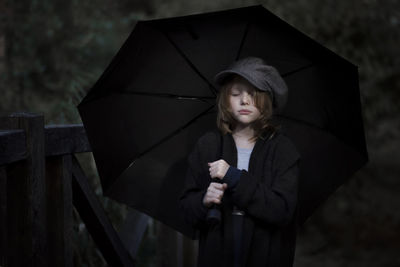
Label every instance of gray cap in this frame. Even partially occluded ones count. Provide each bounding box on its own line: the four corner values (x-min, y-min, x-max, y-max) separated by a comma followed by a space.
214, 57, 288, 112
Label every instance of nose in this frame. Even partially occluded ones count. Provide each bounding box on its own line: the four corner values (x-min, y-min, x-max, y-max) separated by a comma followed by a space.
241, 93, 251, 105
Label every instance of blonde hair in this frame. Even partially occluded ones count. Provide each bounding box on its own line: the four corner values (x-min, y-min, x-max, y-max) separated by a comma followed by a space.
216, 75, 276, 142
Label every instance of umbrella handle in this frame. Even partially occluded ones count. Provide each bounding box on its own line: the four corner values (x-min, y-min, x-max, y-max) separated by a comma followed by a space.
206, 178, 223, 225
206, 205, 221, 225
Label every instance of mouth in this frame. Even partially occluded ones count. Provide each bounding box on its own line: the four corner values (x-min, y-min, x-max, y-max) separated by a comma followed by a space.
238, 110, 252, 115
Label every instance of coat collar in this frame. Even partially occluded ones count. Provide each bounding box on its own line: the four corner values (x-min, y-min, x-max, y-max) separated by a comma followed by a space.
220, 128, 275, 173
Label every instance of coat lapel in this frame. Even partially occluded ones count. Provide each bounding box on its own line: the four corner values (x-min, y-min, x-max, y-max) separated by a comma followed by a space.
221, 133, 237, 167
220, 133, 236, 266
240, 136, 267, 266
220, 131, 273, 266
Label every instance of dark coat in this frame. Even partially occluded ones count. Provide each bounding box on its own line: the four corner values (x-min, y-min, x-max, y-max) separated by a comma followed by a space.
180, 129, 300, 267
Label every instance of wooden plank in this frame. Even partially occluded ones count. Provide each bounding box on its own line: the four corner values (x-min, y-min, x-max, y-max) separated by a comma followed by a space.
0, 166, 7, 266
71, 155, 135, 267
46, 155, 73, 267
45, 124, 91, 156
0, 129, 26, 165
1, 112, 48, 266
0, 124, 91, 166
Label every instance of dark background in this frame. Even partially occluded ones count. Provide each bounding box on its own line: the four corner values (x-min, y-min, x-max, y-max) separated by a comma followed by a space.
1, 0, 399, 266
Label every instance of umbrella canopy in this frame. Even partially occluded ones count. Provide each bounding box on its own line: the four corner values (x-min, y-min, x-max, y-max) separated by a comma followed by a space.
78, 5, 368, 238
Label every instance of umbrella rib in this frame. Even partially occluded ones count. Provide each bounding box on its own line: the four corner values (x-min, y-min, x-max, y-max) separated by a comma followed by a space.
281, 63, 314, 77
275, 114, 341, 141
116, 91, 215, 104
275, 114, 368, 161
161, 31, 218, 97
235, 21, 250, 60
275, 114, 325, 130
128, 105, 216, 166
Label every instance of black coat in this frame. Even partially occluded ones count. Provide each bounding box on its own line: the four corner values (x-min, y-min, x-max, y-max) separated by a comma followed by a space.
180, 129, 300, 267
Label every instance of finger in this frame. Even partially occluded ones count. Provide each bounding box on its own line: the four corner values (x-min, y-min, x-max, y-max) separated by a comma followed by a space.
210, 183, 226, 190
210, 171, 224, 180
204, 193, 219, 202
208, 192, 223, 201
209, 182, 219, 188
212, 198, 221, 204
208, 167, 214, 175
208, 161, 219, 167
207, 186, 224, 196
210, 182, 223, 187
209, 165, 217, 172
207, 188, 220, 196
208, 187, 224, 196
209, 173, 216, 179
210, 197, 222, 204
211, 189, 225, 198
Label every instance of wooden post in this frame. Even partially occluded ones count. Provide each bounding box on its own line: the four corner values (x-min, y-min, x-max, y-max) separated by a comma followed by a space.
0, 166, 7, 266
71, 155, 135, 267
0, 112, 48, 266
46, 155, 73, 267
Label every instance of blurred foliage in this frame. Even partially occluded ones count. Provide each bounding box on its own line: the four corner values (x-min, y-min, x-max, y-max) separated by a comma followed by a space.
1, 0, 399, 266
1, 0, 144, 123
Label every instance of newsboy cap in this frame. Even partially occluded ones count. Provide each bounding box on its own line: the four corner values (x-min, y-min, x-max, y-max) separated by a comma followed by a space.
214, 57, 288, 113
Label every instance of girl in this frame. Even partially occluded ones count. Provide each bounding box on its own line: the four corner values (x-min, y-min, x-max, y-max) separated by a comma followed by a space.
180, 57, 300, 267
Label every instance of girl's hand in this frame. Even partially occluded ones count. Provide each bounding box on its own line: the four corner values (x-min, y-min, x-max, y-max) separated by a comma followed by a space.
208, 159, 230, 179
202, 182, 228, 207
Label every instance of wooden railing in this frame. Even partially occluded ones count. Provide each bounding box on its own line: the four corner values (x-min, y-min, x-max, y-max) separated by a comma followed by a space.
0, 112, 150, 267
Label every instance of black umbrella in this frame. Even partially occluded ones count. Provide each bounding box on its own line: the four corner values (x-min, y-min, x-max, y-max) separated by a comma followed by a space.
78, 5, 368, 238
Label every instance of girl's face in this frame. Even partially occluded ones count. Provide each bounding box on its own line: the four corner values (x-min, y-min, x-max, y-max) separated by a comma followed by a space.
229, 78, 261, 128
